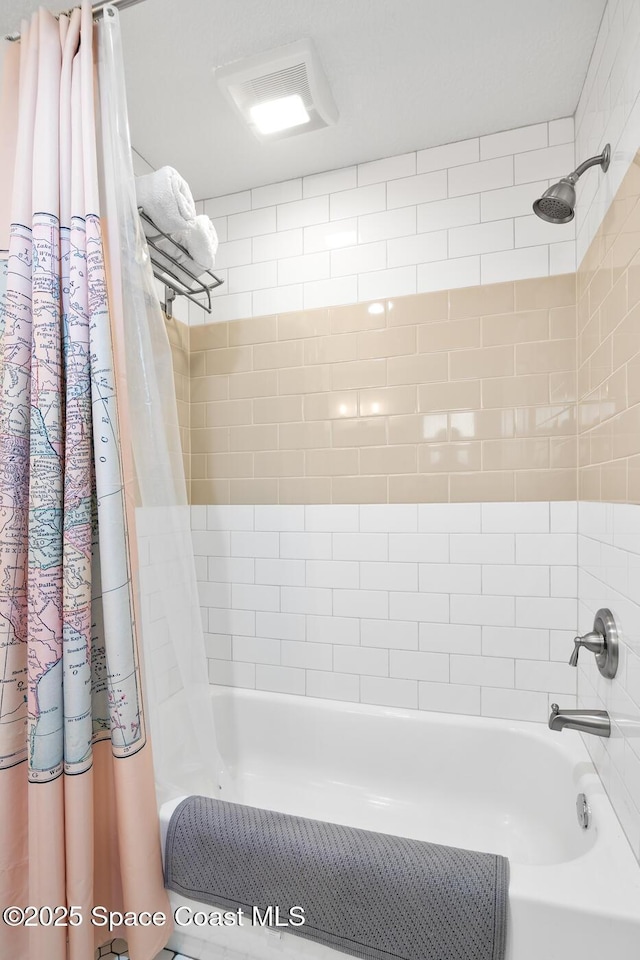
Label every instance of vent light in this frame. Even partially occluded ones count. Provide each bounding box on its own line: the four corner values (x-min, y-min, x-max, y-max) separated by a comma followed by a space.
216, 39, 338, 142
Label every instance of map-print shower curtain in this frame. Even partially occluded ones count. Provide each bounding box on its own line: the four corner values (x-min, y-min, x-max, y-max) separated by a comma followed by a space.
0, 4, 171, 959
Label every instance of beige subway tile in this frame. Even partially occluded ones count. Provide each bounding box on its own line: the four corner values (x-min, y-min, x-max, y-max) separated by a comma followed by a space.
230, 424, 279, 451
516, 469, 576, 501
579, 313, 599, 366
206, 452, 254, 478
589, 257, 613, 314
229, 479, 278, 504
279, 477, 332, 503
515, 339, 574, 375
254, 450, 305, 477
387, 352, 448, 386
515, 405, 575, 437
389, 474, 448, 502
577, 291, 590, 334
191, 427, 229, 454
360, 445, 417, 475
483, 437, 549, 470
253, 395, 303, 424
278, 308, 330, 341
450, 409, 515, 440
330, 302, 386, 334
601, 366, 627, 419
205, 346, 253, 375
589, 340, 612, 391
600, 460, 627, 502
578, 434, 591, 468
389, 413, 447, 445
549, 371, 577, 404
482, 310, 549, 346
599, 277, 627, 339
358, 325, 416, 360
189, 351, 206, 378
627, 455, 640, 503
418, 317, 480, 353
449, 281, 514, 319
332, 418, 387, 447
550, 437, 577, 468
589, 422, 613, 464
304, 392, 358, 421
628, 251, 640, 311
279, 421, 331, 449
612, 230, 640, 286
304, 334, 358, 365
578, 393, 602, 432
515, 274, 575, 311
191, 479, 230, 504
549, 304, 577, 340
229, 315, 277, 345
306, 448, 360, 476
254, 339, 304, 370
418, 441, 481, 473
191, 454, 206, 479
228, 369, 278, 399
450, 345, 514, 380
278, 364, 332, 395
612, 302, 640, 370
190, 322, 228, 352
360, 385, 417, 417
388, 290, 448, 326
419, 380, 481, 412
191, 403, 206, 428
613, 405, 640, 459
450, 471, 513, 501
627, 354, 640, 407
331, 359, 387, 391
481, 374, 548, 407
206, 399, 252, 427
577, 361, 591, 402
332, 476, 388, 503
191, 375, 228, 403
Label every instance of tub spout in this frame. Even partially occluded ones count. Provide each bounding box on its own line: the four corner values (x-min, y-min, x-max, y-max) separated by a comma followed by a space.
549, 703, 610, 737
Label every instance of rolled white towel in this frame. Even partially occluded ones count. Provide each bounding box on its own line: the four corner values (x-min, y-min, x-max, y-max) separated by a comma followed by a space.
173, 215, 219, 272
136, 165, 197, 235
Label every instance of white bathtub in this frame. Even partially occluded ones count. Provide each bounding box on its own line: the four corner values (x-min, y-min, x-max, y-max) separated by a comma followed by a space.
160, 687, 640, 960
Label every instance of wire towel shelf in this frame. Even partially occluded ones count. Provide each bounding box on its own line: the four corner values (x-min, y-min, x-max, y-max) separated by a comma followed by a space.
138, 208, 224, 317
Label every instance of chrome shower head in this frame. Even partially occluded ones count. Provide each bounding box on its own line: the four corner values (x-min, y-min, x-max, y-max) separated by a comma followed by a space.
532, 143, 611, 224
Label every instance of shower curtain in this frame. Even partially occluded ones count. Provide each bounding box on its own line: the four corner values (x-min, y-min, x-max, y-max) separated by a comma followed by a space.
0, 3, 217, 958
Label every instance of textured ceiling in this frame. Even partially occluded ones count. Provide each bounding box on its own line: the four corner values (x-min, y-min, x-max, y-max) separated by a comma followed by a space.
1, 0, 606, 201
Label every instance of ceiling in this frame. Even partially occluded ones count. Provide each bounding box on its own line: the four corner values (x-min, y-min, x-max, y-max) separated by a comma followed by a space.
1, 0, 607, 201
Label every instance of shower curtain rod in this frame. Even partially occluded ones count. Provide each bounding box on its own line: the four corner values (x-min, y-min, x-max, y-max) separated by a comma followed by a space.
5, 0, 148, 42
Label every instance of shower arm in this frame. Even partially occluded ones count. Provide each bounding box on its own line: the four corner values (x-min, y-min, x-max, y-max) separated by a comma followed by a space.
566, 144, 611, 184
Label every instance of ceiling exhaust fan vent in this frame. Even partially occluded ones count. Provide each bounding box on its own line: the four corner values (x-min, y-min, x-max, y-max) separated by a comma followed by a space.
216, 39, 338, 141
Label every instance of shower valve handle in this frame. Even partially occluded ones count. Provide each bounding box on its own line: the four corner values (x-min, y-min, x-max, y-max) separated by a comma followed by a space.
569, 630, 604, 667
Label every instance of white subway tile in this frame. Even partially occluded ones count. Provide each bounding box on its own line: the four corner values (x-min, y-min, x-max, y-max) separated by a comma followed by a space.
277, 251, 329, 285
304, 219, 358, 253
333, 533, 388, 561
204, 633, 232, 660
306, 504, 359, 531
255, 505, 305, 531
361, 505, 418, 532
208, 557, 255, 584
551, 502, 577, 534
231, 531, 279, 558
389, 591, 449, 622
551, 565, 578, 598
209, 292, 253, 322
419, 563, 481, 594
516, 533, 577, 565
307, 615, 360, 645
515, 597, 577, 630
212, 608, 255, 637
387, 171, 447, 209
228, 207, 276, 240
306, 670, 360, 701
451, 654, 514, 687
390, 650, 449, 682
304, 275, 358, 309
331, 241, 387, 277
198, 582, 232, 608
278, 196, 329, 231
548, 117, 574, 146
418, 194, 480, 232
362, 618, 418, 649
449, 219, 514, 258
389, 533, 449, 563
209, 659, 255, 688
190, 505, 207, 530
483, 564, 549, 597
480, 123, 547, 160
214, 239, 253, 269
420, 622, 481, 655
417, 138, 479, 173
307, 560, 359, 589
358, 153, 416, 185
420, 503, 481, 533
514, 142, 575, 184
331, 183, 386, 220
256, 611, 305, 641
228, 261, 277, 294
419, 681, 481, 715
387, 231, 447, 267
232, 583, 279, 612
450, 534, 514, 564
255, 558, 305, 587
205, 191, 251, 218
481, 687, 547, 721
481, 245, 549, 284
361, 561, 418, 591
418, 255, 481, 292
482, 502, 549, 533
252, 179, 302, 209
281, 586, 332, 616
450, 594, 515, 627
358, 207, 416, 243
281, 639, 332, 670
515, 214, 575, 248
334, 645, 388, 676
256, 664, 305, 695
549, 240, 576, 275
448, 156, 514, 197
482, 625, 549, 660
253, 284, 304, 316
192, 530, 231, 556
481, 181, 548, 222
360, 676, 418, 708
233, 635, 280, 664
358, 266, 416, 301
515, 659, 576, 694
334, 589, 389, 619
253, 228, 304, 262
280, 532, 332, 559
303, 166, 357, 198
